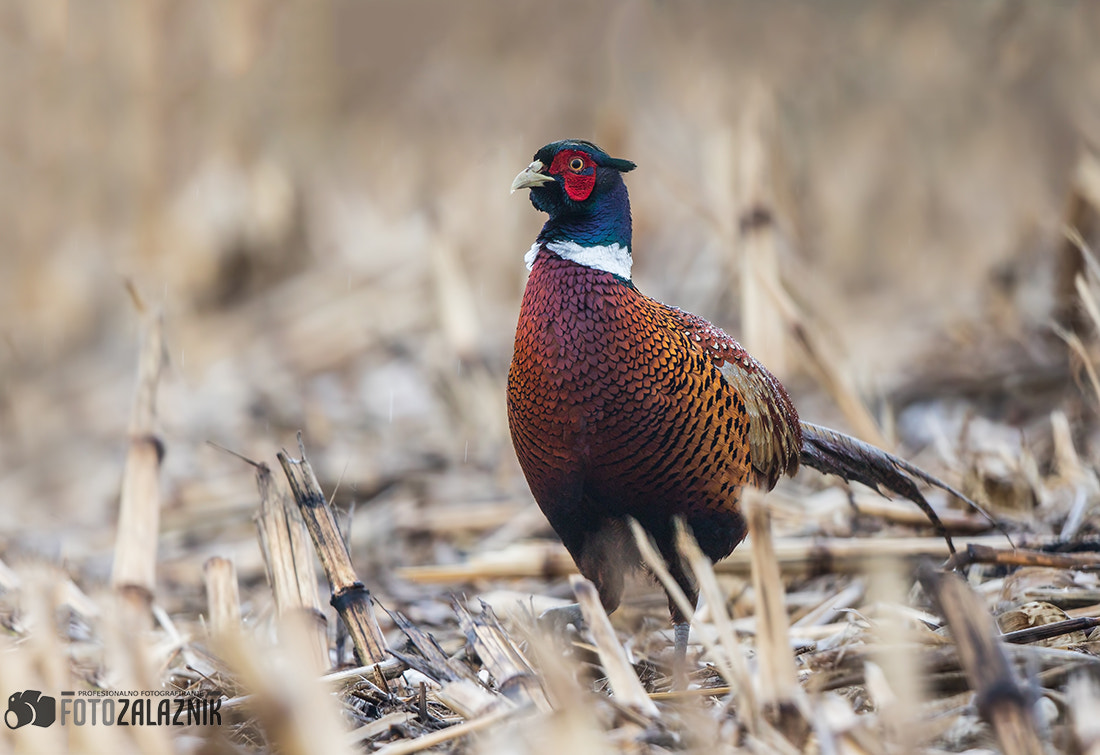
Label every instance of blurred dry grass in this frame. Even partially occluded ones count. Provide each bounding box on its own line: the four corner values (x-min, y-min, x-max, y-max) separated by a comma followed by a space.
5, 1, 1100, 753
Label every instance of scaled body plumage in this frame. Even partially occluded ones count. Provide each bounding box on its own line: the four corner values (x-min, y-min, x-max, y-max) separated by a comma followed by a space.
509, 250, 793, 615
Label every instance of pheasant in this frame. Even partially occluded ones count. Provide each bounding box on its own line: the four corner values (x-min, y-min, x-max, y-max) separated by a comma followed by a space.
508, 139, 982, 661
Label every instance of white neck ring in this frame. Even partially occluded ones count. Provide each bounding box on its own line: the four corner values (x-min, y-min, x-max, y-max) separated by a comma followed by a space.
525, 240, 632, 280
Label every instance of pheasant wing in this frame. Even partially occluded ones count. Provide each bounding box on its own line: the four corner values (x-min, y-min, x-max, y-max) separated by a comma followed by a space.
669, 308, 801, 490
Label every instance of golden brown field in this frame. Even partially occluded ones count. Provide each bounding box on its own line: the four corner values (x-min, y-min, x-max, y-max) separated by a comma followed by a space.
4, 2, 1100, 753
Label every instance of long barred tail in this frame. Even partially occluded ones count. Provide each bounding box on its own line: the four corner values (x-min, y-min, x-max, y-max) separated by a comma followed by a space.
798, 421, 1007, 555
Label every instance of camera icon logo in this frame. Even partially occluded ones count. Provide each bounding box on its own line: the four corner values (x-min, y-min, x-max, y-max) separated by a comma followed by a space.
6, 690, 57, 729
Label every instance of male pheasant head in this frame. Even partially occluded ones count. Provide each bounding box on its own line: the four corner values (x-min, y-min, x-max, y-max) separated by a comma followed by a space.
511, 140, 637, 279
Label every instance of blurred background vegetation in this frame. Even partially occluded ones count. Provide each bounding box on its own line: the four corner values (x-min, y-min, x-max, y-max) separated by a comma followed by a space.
4, 0, 1100, 612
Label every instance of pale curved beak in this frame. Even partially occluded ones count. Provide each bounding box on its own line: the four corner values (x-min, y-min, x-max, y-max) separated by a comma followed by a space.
510, 160, 555, 194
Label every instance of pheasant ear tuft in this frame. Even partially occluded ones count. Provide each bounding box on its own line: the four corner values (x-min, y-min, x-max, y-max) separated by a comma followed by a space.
608, 157, 637, 173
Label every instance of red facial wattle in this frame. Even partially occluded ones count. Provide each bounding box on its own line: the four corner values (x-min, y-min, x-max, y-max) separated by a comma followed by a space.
549, 149, 597, 202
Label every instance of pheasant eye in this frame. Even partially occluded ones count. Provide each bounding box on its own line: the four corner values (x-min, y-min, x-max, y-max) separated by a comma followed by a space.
569, 157, 585, 172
